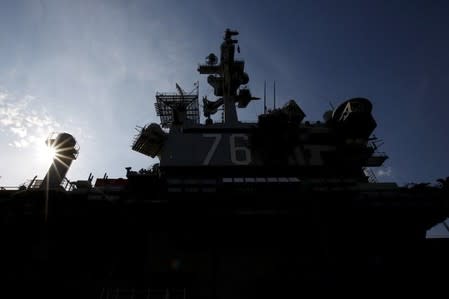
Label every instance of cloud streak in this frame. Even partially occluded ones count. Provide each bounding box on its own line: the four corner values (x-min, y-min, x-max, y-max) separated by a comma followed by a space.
0, 89, 61, 148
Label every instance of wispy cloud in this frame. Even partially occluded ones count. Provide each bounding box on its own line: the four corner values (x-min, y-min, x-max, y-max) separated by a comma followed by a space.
377, 166, 392, 177
0, 91, 7, 103
0, 89, 61, 148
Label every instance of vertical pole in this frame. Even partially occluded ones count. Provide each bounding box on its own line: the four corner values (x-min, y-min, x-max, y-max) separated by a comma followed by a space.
273, 80, 276, 109
264, 80, 267, 113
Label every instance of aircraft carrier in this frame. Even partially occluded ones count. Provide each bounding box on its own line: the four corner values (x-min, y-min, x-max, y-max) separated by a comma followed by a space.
1, 29, 448, 298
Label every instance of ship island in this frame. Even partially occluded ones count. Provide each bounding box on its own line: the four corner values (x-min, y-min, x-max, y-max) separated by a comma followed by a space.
1, 29, 448, 299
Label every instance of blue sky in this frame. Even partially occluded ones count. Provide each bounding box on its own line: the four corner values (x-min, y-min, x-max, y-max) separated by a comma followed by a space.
1, 0, 449, 189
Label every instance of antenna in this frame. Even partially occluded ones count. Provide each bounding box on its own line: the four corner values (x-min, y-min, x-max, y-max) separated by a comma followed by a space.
273, 80, 276, 109
264, 80, 267, 113
175, 83, 184, 97
155, 83, 200, 128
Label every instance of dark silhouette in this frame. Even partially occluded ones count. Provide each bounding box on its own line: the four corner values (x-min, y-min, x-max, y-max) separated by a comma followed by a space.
0, 29, 448, 299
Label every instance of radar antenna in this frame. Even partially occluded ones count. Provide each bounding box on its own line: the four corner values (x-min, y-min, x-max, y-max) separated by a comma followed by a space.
155, 83, 200, 128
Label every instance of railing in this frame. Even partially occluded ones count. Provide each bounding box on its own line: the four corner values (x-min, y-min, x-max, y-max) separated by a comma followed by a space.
0, 186, 22, 191
363, 167, 378, 183
60, 177, 76, 191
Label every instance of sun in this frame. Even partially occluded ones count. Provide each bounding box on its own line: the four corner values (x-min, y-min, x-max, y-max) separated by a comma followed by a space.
36, 140, 57, 164
45, 146, 57, 162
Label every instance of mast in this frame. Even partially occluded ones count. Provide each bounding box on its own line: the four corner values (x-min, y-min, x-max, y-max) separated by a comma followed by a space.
221, 29, 238, 124
198, 29, 250, 126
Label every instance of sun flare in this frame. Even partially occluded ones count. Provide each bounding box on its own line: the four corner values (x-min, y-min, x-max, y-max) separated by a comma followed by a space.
36, 141, 57, 164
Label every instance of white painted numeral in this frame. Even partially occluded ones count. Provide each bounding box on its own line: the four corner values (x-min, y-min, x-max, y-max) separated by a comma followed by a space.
230, 134, 251, 165
203, 134, 222, 165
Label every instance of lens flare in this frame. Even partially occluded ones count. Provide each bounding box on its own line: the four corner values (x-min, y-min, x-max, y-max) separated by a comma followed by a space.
37, 140, 57, 164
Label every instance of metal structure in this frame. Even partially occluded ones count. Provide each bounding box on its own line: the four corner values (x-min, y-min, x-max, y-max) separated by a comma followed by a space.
1, 29, 449, 299
155, 83, 200, 128
40, 132, 79, 189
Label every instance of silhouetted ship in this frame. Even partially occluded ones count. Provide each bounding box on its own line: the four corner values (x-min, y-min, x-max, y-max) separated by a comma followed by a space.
1, 29, 448, 298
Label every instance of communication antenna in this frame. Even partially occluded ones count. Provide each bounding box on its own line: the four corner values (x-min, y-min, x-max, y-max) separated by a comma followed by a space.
264, 80, 267, 113
273, 80, 276, 109
176, 83, 185, 98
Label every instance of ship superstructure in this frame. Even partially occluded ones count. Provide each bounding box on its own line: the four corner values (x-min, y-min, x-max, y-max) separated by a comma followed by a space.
131, 29, 388, 184
0, 29, 448, 299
